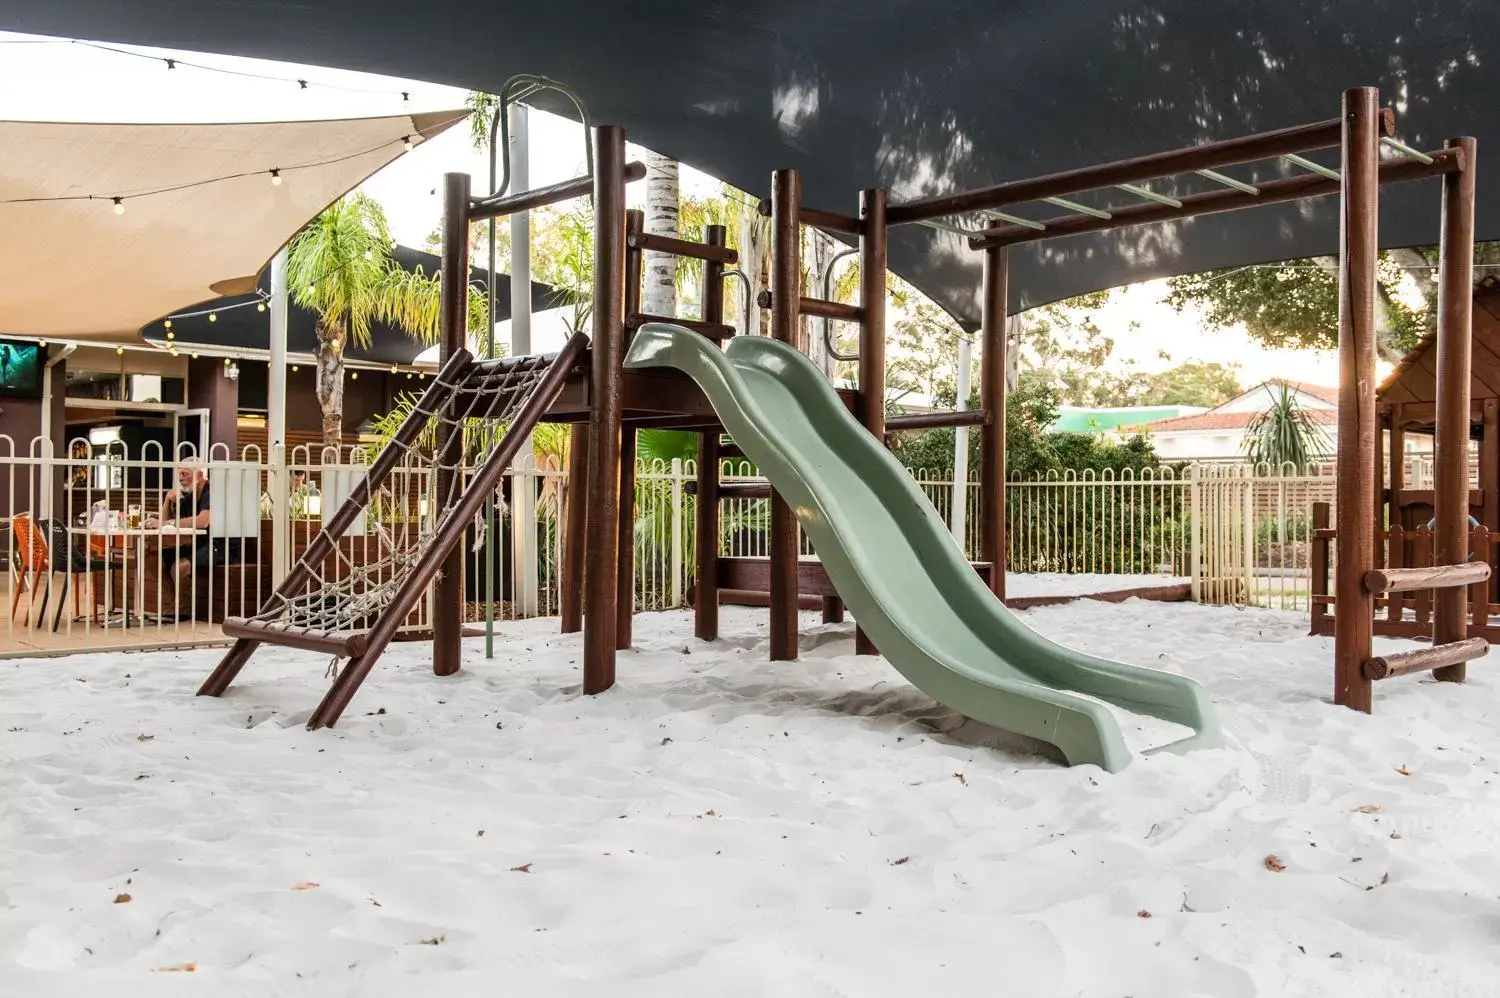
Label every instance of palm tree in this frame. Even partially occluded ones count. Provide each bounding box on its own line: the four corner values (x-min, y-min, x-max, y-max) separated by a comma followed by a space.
287, 193, 489, 445
1241, 382, 1333, 472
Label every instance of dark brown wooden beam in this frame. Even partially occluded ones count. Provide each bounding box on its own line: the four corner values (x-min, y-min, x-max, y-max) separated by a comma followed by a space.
1334, 87, 1381, 714
221, 619, 368, 658
582, 125, 627, 695
768, 168, 802, 662
889, 110, 1394, 224
855, 187, 888, 657
433, 170, 470, 680
969, 147, 1461, 249
469, 161, 646, 221
625, 312, 735, 341
1364, 562, 1490, 594
886, 409, 990, 431
1364, 637, 1489, 680
628, 230, 738, 264
756, 198, 863, 235
695, 430, 720, 641
1434, 136, 1479, 682
980, 247, 1009, 600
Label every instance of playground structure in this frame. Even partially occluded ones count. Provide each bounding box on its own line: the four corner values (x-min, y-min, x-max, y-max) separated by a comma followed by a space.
198, 85, 1484, 753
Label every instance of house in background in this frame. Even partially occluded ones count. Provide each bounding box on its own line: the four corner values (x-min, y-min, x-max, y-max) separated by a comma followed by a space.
1127, 381, 1342, 461
1050, 404, 1206, 437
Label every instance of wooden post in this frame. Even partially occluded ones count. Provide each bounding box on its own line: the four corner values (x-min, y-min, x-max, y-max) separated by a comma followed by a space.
613, 209, 644, 652
1373, 407, 1387, 571
1333, 87, 1380, 713
694, 431, 720, 640
854, 187, 888, 654
1482, 397, 1499, 608
1310, 501, 1330, 634
560, 423, 589, 633
583, 125, 627, 694
1433, 135, 1477, 682
980, 247, 1009, 600
1388, 403, 1406, 529
693, 226, 728, 639
616, 424, 637, 649
433, 171, 470, 679
768, 169, 802, 661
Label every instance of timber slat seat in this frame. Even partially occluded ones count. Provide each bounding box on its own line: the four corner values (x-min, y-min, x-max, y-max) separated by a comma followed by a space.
221, 617, 370, 658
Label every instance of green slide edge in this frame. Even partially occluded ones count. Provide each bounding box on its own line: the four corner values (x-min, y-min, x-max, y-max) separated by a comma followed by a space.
624, 323, 1223, 772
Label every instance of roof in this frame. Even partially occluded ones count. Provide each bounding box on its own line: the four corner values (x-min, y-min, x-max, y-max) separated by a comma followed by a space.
1132, 408, 1337, 434
3, 5, 1494, 328
140, 245, 576, 366
1379, 279, 1500, 409
1051, 406, 1201, 434
0, 110, 468, 342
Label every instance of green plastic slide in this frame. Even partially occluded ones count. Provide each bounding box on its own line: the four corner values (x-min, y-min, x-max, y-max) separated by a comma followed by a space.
624, 323, 1222, 772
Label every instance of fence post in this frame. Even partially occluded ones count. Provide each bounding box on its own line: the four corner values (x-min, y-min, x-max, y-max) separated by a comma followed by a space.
1242, 471, 1255, 606
670, 458, 684, 609
1189, 464, 1202, 602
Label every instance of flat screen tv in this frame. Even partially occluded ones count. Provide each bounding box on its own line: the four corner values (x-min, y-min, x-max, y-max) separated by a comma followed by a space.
0, 340, 43, 398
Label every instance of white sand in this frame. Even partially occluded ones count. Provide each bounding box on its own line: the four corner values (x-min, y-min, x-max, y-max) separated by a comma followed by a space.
3, 601, 1499, 997
1006, 572, 1189, 598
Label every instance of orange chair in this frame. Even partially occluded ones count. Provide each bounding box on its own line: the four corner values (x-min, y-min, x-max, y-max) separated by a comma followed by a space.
10, 514, 110, 631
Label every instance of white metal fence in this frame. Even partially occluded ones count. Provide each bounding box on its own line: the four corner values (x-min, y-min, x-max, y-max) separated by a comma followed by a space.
0, 439, 1349, 659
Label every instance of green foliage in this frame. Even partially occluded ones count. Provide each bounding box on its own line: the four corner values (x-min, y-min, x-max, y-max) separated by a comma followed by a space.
889, 374, 1163, 480
1240, 383, 1332, 471
1136, 361, 1242, 407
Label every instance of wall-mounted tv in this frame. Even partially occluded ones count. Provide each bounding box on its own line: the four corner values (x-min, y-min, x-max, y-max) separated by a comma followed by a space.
0, 340, 43, 399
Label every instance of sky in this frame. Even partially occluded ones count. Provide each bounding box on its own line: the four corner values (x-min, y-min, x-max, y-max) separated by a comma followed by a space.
0, 31, 1358, 393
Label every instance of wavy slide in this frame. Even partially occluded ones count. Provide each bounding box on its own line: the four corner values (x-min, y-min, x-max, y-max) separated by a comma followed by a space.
624, 324, 1222, 772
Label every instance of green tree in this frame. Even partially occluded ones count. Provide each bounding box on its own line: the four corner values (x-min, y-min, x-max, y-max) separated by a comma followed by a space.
1162, 249, 1469, 361
1137, 361, 1242, 407
288, 193, 489, 444
1240, 382, 1332, 471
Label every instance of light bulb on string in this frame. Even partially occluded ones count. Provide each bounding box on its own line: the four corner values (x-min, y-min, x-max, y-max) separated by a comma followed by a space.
166, 331, 174, 341
116, 346, 124, 356
208, 312, 217, 323
291, 364, 299, 372
112, 197, 124, 215
38, 340, 46, 348
390, 364, 398, 374
350, 371, 359, 380
224, 357, 231, 366
164, 319, 172, 330
257, 302, 266, 312
402, 135, 413, 153
270, 168, 282, 186
191, 353, 200, 360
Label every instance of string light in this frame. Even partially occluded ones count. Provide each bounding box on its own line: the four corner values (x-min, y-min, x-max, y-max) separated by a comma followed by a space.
350, 371, 359, 380
164, 319, 172, 330
166, 331, 175, 340
224, 357, 231, 366
390, 364, 398, 374
208, 312, 217, 322
256, 302, 266, 312
164, 58, 176, 70
403, 135, 413, 153
112, 197, 124, 215
291, 364, 299, 372
270, 168, 282, 186
192, 353, 200, 359
38, 340, 47, 348
297, 79, 309, 90
116, 346, 124, 355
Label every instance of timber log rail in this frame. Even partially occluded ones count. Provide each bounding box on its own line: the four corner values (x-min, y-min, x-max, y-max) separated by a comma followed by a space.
1310, 500, 1493, 706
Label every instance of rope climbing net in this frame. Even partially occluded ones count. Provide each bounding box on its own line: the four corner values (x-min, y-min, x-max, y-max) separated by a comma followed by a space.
248, 352, 556, 636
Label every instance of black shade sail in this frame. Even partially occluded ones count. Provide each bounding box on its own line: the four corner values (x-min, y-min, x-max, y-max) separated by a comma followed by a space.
5, 1, 1497, 326
140, 245, 575, 365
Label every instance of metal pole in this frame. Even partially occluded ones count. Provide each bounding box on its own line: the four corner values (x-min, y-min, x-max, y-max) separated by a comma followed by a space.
951, 334, 973, 545
485, 109, 499, 657
509, 102, 539, 621
268, 246, 290, 585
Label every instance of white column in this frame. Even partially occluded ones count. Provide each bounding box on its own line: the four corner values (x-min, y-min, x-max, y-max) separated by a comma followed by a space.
950, 334, 973, 545
269, 246, 290, 585
509, 103, 539, 617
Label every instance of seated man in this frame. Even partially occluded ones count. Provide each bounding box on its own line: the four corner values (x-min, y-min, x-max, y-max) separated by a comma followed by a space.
146, 459, 231, 617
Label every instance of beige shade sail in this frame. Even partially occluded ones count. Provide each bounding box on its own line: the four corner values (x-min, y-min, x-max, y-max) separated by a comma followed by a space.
0, 109, 468, 342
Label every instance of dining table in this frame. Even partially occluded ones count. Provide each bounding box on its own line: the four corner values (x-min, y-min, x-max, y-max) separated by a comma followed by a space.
69, 523, 208, 626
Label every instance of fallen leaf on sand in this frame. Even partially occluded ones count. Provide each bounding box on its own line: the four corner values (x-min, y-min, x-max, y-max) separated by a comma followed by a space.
952, 773, 968, 787
1264, 855, 1286, 873
1350, 804, 1382, 813
1137, 909, 1152, 919
153, 963, 197, 973
1396, 765, 1412, 776
291, 882, 320, 891
476, 830, 485, 837
1390, 831, 1403, 840
1329, 952, 1343, 959
136, 734, 154, 742
114, 893, 132, 903
510, 863, 533, 874
419, 936, 445, 946
889, 856, 910, 866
